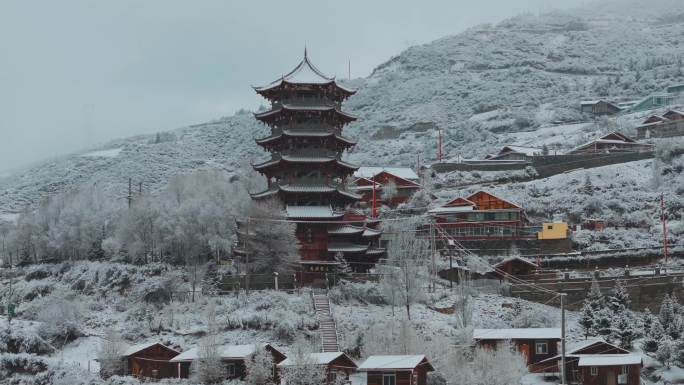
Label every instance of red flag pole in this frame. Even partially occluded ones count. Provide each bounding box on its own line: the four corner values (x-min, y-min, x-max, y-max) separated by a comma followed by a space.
371, 175, 377, 218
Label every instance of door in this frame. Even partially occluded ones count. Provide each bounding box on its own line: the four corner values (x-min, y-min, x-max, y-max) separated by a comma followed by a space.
606, 370, 617, 385
518, 343, 530, 364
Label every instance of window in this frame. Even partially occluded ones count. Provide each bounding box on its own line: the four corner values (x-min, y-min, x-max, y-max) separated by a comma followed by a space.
535, 341, 548, 354
383, 373, 396, 385
328, 370, 337, 384
590, 367, 598, 376
226, 363, 236, 377
547, 225, 553, 230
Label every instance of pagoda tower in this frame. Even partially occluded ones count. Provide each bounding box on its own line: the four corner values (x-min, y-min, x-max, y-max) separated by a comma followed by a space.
246, 51, 384, 281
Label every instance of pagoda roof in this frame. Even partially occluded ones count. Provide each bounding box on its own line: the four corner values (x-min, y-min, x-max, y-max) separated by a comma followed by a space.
251, 183, 362, 200
254, 51, 355, 95
362, 227, 383, 237
328, 225, 365, 235
327, 242, 370, 253
365, 248, 386, 255
255, 130, 356, 146
253, 152, 358, 172
286, 205, 344, 219
254, 105, 357, 122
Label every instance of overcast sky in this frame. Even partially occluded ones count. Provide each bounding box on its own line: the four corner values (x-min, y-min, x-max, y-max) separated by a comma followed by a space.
0, 0, 588, 173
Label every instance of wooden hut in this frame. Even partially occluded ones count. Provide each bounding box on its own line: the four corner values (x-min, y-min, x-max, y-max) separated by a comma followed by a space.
277, 352, 358, 385
580, 100, 621, 115
170, 343, 286, 380
567, 132, 653, 155
473, 328, 560, 366
491, 256, 538, 279
577, 354, 642, 385
123, 342, 180, 380
357, 355, 435, 385
351, 169, 421, 207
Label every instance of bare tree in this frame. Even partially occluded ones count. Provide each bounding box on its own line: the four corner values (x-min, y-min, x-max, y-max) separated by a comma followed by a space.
97, 328, 126, 378
445, 345, 528, 385
192, 303, 225, 384
381, 180, 398, 202
382, 222, 429, 320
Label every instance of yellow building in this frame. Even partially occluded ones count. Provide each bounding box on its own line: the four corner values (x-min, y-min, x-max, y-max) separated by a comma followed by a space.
537, 222, 568, 240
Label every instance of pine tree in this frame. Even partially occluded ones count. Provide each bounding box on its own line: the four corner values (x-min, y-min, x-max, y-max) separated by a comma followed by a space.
642, 318, 664, 353
666, 315, 683, 340
578, 301, 595, 338
641, 308, 654, 337
660, 294, 675, 326
607, 280, 629, 313
656, 338, 675, 368
593, 308, 613, 338
582, 174, 594, 195
610, 312, 635, 349
587, 276, 604, 310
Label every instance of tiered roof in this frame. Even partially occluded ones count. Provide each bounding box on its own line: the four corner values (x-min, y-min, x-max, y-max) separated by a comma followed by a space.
254, 105, 357, 125
255, 130, 356, 148
251, 183, 362, 201
252, 151, 358, 174
254, 51, 355, 99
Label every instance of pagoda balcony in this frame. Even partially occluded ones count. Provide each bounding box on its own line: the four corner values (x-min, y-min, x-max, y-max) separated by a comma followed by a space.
272, 99, 341, 109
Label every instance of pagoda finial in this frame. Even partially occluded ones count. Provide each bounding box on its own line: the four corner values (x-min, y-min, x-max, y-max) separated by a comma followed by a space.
304, 44, 308, 59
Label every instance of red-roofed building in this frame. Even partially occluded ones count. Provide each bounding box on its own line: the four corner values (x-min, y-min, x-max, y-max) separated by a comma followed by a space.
351, 170, 421, 207
568, 132, 653, 155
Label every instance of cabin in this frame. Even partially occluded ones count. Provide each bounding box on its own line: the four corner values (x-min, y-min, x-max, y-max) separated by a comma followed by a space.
567, 132, 653, 155
429, 191, 531, 240
485, 145, 541, 161
636, 110, 684, 139
490, 256, 538, 279
350, 170, 421, 207
278, 352, 358, 385
123, 342, 180, 380
580, 100, 621, 115
630, 93, 679, 112
170, 343, 286, 380
666, 84, 684, 94
473, 328, 561, 366
582, 219, 605, 231
354, 167, 420, 182
357, 355, 435, 385
577, 354, 642, 385
532, 339, 632, 383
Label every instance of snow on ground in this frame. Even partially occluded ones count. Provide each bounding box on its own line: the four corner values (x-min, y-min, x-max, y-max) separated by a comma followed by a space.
79, 148, 123, 158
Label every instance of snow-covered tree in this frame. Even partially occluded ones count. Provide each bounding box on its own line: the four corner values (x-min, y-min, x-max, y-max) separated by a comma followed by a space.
578, 301, 596, 338
192, 303, 225, 384
97, 328, 126, 378
660, 294, 676, 327
610, 312, 635, 349
245, 345, 275, 385
656, 337, 675, 368
382, 180, 398, 201
607, 280, 629, 312
382, 221, 429, 320
279, 336, 327, 385
445, 345, 528, 385
593, 308, 613, 338
642, 318, 664, 353
581, 174, 594, 195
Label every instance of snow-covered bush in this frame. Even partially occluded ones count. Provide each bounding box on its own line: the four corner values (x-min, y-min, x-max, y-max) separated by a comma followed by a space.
329, 281, 387, 305
35, 290, 84, 346
0, 328, 54, 355
0, 353, 49, 379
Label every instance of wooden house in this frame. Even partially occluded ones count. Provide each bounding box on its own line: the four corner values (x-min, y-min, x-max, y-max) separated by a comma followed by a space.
170, 343, 286, 380
580, 100, 621, 115
577, 354, 642, 385
567, 132, 653, 155
357, 355, 435, 385
531, 339, 631, 382
123, 342, 180, 380
582, 219, 605, 231
485, 145, 541, 161
491, 256, 538, 279
351, 168, 421, 207
429, 191, 532, 240
277, 352, 358, 385
473, 328, 560, 366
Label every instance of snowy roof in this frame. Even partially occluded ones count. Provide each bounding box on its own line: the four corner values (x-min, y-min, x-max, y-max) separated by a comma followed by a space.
577, 354, 642, 367
473, 328, 560, 340
327, 242, 370, 253
494, 256, 537, 268
254, 52, 355, 93
280, 184, 336, 193
328, 225, 365, 235
358, 355, 431, 371
362, 227, 382, 237
124, 342, 179, 357
354, 167, 419, 181
286, 205, 343, 219
278, 352, 346, 367
499, 145, 542, 156
428, 206, 475, 214
255, 105, 357, 121
171, 344, 269, 362
366, 248, 386, 255
580, 100, 602, 105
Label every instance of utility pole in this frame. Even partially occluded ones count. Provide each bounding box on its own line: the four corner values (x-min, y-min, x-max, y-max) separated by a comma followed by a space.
437, 129, 443, 163
560, 293, 568, 385
429, 223, 437, 293
127, 178, 133, 208
371, 175, 377, 218
348, 59, 351, 80
245, 217, 250, 294
661, 193, 669, 264
138, 182, 143, 196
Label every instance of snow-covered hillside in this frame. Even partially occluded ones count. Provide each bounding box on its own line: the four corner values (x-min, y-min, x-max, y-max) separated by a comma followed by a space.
2, 5, 684, 215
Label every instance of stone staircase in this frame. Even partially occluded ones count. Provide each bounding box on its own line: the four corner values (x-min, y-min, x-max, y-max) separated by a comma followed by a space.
312, 293, 339, 352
